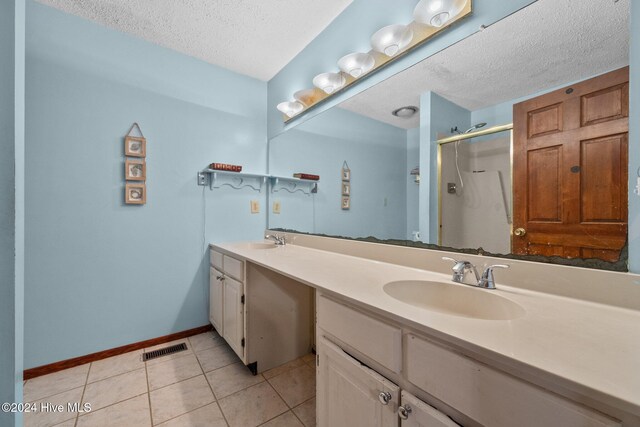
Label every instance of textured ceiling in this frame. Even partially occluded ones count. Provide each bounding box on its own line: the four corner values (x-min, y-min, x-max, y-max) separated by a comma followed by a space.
35, 0, 353, 81
339, 0, 630, 129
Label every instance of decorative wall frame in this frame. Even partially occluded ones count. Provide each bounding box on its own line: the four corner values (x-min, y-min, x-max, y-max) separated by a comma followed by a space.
125, 136, 146, 157
125, 183, 146, 204
342, 161, 351, 181
125, 159, 146, 181
341, 196, 351, 210
124, 122, 147, 205
342, 182, 350, 196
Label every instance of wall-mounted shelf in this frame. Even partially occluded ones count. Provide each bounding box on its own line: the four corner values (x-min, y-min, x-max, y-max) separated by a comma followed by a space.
202, 169, 269, 192
270, 176, 318, 195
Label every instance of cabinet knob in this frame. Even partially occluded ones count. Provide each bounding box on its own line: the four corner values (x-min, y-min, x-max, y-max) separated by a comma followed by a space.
378, 391, 392, 405
514, 227, 527, 237
398, 404, 412, 420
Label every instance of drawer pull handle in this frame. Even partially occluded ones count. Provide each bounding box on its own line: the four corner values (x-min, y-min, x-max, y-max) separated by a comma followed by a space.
378, 391, 392, 405
216, 275, 225, 281
398, 404, 412, 420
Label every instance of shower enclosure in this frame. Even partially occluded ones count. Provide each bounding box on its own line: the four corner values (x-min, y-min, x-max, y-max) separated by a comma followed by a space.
438, 124, 512, 254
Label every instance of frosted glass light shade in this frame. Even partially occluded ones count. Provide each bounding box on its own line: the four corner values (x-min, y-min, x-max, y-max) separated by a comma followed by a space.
277, 101, 304, 118
312, 72, 346, 94
413, 0, 468, 28
293, 89, 317, 107
338, 53, 375, 78
371, 24, 413, 57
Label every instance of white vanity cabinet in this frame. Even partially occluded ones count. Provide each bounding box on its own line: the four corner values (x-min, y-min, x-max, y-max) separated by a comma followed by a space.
317, 293, 622, 427
209, 250, 245, 360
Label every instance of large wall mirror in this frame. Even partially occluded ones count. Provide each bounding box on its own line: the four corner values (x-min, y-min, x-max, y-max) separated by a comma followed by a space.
268, 0, 630, 270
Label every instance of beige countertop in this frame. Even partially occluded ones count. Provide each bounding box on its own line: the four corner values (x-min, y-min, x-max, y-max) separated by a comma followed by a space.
210, 241, 640, 416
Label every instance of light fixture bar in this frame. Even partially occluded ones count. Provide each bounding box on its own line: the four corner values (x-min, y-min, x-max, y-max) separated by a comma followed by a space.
278, 0, 473, 123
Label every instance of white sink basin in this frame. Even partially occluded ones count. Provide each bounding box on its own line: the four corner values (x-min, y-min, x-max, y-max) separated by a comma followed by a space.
247, 242, 278, 250
383, 280, 525, 320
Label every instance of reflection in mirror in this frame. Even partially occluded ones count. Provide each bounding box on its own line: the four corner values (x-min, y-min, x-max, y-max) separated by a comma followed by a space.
438, 126, 512, 254
268, 0, 630, 269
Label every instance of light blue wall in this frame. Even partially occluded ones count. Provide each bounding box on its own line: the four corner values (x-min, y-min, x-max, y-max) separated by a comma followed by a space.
629, 0, 640, 272
268, 107, 407, 239
419, 92, 470, 244
24, 1, 267, 369
0, 0, 25, 425
406, 128, 420, 240
268, 0, 537, 139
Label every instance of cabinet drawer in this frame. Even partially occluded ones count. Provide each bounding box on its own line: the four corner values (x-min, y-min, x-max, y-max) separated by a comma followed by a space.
223, 255, 244, 281
405, 334, 620, 427
210, 250, 223, 270
318, 296, 401, 373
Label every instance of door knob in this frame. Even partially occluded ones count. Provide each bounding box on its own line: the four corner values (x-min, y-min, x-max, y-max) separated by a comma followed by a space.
514, 227, 526, 237
378, 391, 392, 405
398, 404, 413, 420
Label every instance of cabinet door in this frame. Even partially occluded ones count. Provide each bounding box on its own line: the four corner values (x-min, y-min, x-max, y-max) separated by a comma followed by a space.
399, 391, 459, 427
209, 267, 224, 335
318, 336, 399, 427
223, 276, 244, 359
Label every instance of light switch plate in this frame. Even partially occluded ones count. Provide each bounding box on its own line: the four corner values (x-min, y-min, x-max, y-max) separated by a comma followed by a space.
250, 200, 260, 214
273, 201, 281, 214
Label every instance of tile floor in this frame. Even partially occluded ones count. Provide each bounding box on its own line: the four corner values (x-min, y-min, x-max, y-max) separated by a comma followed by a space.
23, 331, 316, 427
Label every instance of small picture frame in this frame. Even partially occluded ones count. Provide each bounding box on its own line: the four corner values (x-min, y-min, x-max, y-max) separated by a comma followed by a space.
341, 196, 350, 210
125, 183, 146, 204
342, 182, 350, 196
342, 168, 350, 181
125, 159, 146, 181
125, 136, 146, 157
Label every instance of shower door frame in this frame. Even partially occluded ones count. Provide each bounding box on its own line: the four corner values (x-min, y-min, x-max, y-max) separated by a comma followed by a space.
436, 123, 514, 247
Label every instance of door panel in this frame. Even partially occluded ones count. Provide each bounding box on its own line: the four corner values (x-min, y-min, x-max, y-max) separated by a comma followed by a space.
400, 391, 459, 427
209, 267, 224, 334
527, 146, 562, 222
580, 83, 628, 126
223, 276, 244, 359
317, 336, 399, 427
580, 135, 627, 222
513, 67, 628, 261
527, 103, 563, 138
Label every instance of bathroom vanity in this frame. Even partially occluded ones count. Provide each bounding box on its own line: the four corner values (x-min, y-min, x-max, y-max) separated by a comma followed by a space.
209, 235, 640, 427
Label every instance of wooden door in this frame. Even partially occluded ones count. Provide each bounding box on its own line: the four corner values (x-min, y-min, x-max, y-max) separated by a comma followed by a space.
223, 276, 244, 359
209, 267, 224, 334
513, 67, 628, 261
317, 337, 399, 427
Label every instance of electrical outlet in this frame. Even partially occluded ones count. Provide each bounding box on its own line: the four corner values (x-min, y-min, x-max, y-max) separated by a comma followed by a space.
250, 200, 260, 214
197, 172, 207, 186
273, 201, 281, 214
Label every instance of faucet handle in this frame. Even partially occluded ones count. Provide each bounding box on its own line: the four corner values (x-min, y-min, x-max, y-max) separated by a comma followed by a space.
441, 256, 458, 265
479, 264, 510, 289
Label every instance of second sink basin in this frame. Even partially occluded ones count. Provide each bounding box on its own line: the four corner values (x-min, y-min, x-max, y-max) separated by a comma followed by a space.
383, 280, 525, 320
247, 242, 278, 250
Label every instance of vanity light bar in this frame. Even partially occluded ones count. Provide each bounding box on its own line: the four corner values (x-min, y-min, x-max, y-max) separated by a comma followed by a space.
277, 0, 472, 121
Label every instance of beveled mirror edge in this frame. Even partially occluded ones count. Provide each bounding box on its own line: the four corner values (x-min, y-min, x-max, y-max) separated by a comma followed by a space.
269, 228, 628, 272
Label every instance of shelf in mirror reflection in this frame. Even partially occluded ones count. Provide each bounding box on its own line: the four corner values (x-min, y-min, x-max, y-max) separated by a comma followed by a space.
270, 176, 318, 195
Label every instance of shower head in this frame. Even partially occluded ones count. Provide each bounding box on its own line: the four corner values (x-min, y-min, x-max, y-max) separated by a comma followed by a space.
464, 122, 487, 133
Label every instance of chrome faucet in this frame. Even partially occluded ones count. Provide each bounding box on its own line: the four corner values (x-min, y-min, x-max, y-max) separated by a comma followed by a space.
265, 234, 286, 246
442, 257, 509, 289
